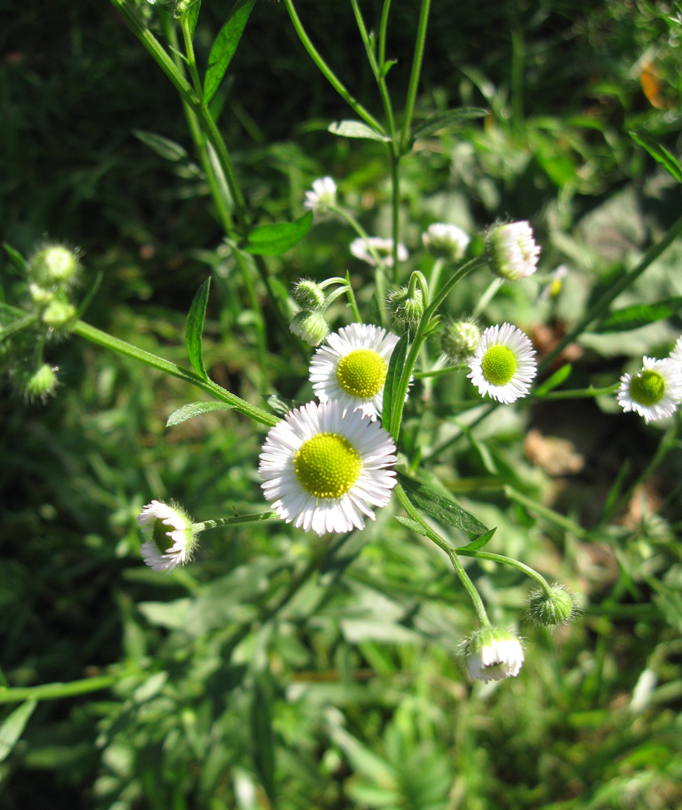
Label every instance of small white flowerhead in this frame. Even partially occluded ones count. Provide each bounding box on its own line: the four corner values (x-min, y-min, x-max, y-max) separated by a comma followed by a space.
463, 628, 524, 684
540, 264, 569, 300
670, 336, 682, 367
137, 500, 198, 573
386, 285, 425, 331
486, 221, 540, 281
467, 323, 537, 403
528, 584, 578, 626
303, 176, 337, 214
292, 278, 326, 311
289, 310, 330, 347
422, 223, 470, 262
310, 323, 406, 420
41, 299, 77, 332
440, 318, 481, 365
350, 237, 408, 268
29, 245, 80, 287
617, 356, 682, 424
259, 400, 397, 535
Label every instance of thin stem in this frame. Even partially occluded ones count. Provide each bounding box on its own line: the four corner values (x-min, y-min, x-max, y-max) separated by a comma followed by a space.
0, 674, 118, 705
344, 273, 363, 323
194, 512, 278, 532
472, 277, 503, 317
330, 204, 390, 273
400, 0, 431, 153
180, 13, 202, 96
283, 0, 385, 134
428, 258, 444, 296
378, 0, 392, 68
414, 364, 462, 380
457, 549, 552, 595
531, 383, 620, 401
504, 486, 591, 541
390, 153, 400, 275
72, 320, 278, 428
447, 549, 492, 628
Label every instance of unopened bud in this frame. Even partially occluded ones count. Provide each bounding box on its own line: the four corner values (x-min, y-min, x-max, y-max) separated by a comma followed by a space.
15, 363, 59, 403
441, 319, 481, 365
387, 285, 425, 331
463, 627, 524, 683
289, 310, 330, 346
292, 279, 326, 311
41, 299, 77, 330
422, 223, 470, 262
486, 221, 540, 281
29, 283, 55, 306
528, 585, 577, 626
30, 245, 79, 286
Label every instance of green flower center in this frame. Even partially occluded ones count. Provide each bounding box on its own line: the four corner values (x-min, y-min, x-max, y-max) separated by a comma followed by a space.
629, 370, 665, 406
152, 519, 174, 553
336, 349, 387, 399
481, 345, 517, 386
294, 433, 362, 499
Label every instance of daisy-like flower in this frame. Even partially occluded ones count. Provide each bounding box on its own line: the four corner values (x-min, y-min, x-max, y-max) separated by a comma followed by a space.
670, 336, 682, 366
259, 400, 398, 535
309, 323, 404, 420
467, 323, 537, 404
422, 223, 470, 262
616, 356, 682, 423
486, 221, 541, 280
464, 628, 524, 684
137, 500, 198, 572
350, 237, 408, 268
303, 176, 337, 213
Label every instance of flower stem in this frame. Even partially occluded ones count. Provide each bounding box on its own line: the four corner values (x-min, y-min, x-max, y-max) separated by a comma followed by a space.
0, 674, 118, 705
457, 548, 552, 595
194, 512, 279, 533
400, 0, 431, 153
504, 486, 591, 541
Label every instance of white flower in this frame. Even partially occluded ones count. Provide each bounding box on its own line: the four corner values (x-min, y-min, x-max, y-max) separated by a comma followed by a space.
309, 323, 405, 420
467, 323, 537, 404
137, 500, 197, 572
422, 223, 470, 262
350, 237, 408, 268
487, 221, 541, 280
464, 628, 524, 684
303, 176, 337, 213
617, 356, 682, 423
670, 336, 682, 367
259, 400, 398, 536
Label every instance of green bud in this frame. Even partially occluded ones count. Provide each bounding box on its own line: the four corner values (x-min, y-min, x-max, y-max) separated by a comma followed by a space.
41, 299, 77, 330
292, 279, 326, 311
146, 0, 199, 18
28, 283, 55, 306
387, 285, 425, 331
14, 363, 59, 403
441, 319, 481, 365
485, 221, 540, 281
528, 585, 577, 626
30, 245, 80, 286
289, 310, 330, 346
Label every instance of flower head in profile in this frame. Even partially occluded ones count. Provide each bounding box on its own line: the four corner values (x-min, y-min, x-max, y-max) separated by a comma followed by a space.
528, 584, 579, 626
441, 318, 481, 365
467, 323, 537, 403
617, 356, 682, 423
486, 221, 540, 280
137, 500, 198, 572
303, 176, 337, 214
310, 323, 405, 420
463, 628, 524, 684
350, 237, 408, 268
290, 310, 330, 346
259, 400, 397, 535
422, 223, 470, 262
670, 336, 682, 367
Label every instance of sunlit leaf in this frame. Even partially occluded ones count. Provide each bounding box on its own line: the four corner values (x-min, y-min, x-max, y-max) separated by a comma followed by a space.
204, 0, 257, 104
243, 212, 313, 256
185, 278, 211, 379
166, 401, 235, 427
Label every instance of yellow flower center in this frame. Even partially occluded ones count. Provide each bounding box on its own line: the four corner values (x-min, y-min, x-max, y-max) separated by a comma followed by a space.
481, 345, 517, 386
294, 433, 362, 499
629, 370, 665, 406
336, 349, 387, 399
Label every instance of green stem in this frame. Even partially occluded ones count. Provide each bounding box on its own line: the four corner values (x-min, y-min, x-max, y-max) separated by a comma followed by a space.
0, 313, 38, 340
180, 13, 202, 96
72, 320, 278, 427
457, 548, 552, 595
344, 273, 363, 323
194, 512, 278, 532
400, 0, 431, 153
0, 674, 118, 705
447, 549, 492, 628
428, 258, 444, 296
505, 486, 590, 541
378, 0, 392, 68
531, 383, 620, 401
472, 277, 503, 317
282, 0, 385, 134
413, 364, 461, 380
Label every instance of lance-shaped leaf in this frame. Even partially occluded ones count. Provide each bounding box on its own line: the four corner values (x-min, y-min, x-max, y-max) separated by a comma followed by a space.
412, 107, 487, 140
534, 364, 572, 397
0, 700, 37, 763
186, 0, 201, 39
328, 120, 390, 142
382, 333, 408, 431
166, 401, 235, 427
3, 243, 28, 274
133, 130, 188, 162
243, 211, 313, 256
630, 131, 682, 183
596, 298, 682, 333
457, 527, 497, 552
185, 278, 211, 380
204, 0, 257, 105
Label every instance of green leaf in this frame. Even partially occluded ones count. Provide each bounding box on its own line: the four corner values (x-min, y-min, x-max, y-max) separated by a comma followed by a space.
2, 243, 28, 274
394, 515, 428, 536
630, 131, 682, 183
0, 700, 37, 763
0, 313, 37, 342
596, 298, 682, 333
243, 211, 313, 256
382, 333, 408, 430
412, 107, 487, 140
133, 130, 188, 162
534, 364, 573, 397
457, 527, 496, 552
251, 678, 277, 803
328, 120, 390, 142
185, 278, 211, 380
204, 0, 257, 105
166, 401, 235, 427
186, 0, 201, 39
397, 472, 489, 537
380, 59, 397, 78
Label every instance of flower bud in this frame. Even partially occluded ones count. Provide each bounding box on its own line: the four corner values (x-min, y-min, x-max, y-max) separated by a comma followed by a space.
486, 221, 540, 281
528, 585, 577, 626
138, 500, 198, 572
292, 279, 326, 311
28, 283, 55, 306
289, 310, 330, 346
440, 318, 481, 365
463, 627, 524, 683
30, 245, 80, 286
422, 223, 470, 262
41, 299, 77, 330
387, 285, 425, 331
14, 363, 59, 403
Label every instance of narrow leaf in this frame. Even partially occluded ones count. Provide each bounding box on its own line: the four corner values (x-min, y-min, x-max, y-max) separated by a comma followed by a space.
166, 401, 234, 427
596, 298, 682, 333
251, 678, 277, 803
382, 333, 408, 429
397, 472, 489, 537
0, 700, 37, 763
412, 107, 487, 140
630, 131, 682, 183
534, 364, 573, 397
3, 243, 28, 274
328, 120, 390, 142
0, 313, 37, 342
204, 0, 257, 104
185, 278, 211, 380
133, 130, 188, 162
457, 527, 496, 552
380, 59, 397, 78
394, 515, 428, 536
186, 0, 201, 39
243, 211, 313, 256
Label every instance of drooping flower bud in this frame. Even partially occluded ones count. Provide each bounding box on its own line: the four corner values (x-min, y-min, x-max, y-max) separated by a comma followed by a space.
30, 245, 80, 287
440, 318, 481, 365
289, 310, 330, 346
463, 627, 524, 684
14, 363, 59, 403
422, 223, 470, 262
528, 585, 577, 626
486, 221, 540, 281
137, 500, 199, 572
292, 279, 326, 311
386, 285, 425, 331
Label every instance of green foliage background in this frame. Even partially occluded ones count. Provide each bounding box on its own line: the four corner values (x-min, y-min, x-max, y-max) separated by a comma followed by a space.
2, 1, 682, 808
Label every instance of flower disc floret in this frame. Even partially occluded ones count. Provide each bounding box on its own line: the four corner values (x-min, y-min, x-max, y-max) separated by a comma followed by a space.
467, 323, 537, 403
487, 221, 540, 280
138, 500, 197, 573
259, 400, 398, 535
464, 628, 524, 684
310, 323, 407, 420
617, 356, 682, 423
